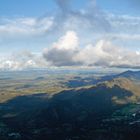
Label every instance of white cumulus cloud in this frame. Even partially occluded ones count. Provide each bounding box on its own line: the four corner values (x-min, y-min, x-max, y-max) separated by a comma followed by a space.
43, 31, 140, 69
43, 30, 81, 66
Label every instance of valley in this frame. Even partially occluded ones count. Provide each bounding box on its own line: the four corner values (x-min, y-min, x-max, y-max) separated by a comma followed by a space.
0, 70, 140, 140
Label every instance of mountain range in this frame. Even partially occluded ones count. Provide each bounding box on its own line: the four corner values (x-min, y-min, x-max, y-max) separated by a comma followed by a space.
0, 70, 140, 140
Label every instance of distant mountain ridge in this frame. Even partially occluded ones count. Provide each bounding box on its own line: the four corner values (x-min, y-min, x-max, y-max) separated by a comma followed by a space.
97, 70, 140, 84
117, 70, 140, 80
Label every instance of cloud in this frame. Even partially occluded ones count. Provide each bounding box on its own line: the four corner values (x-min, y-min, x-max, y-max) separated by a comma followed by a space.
0, 0, 139, 42
0, 0, 140, 70
51, 0, 111, 35
0, 51, 48, 70
107, 14, 140, 34
43, 31, 81, 66
55, 0, 71, 13
2, 37, 139, 70
49, 0, 140, 48
0, 17, 54, 39
43, 31, 140, 69
52, 30, 79, 50
75, 39, 140, 69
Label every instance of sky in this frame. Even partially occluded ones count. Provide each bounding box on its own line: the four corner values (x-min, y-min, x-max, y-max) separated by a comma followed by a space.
0, 0, 140, 70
